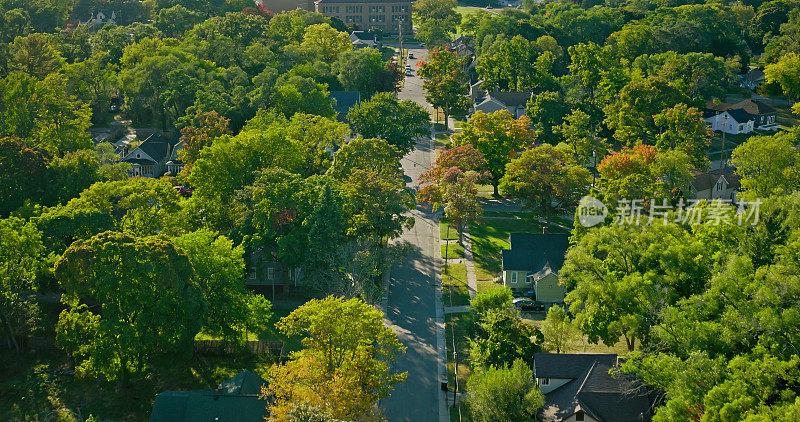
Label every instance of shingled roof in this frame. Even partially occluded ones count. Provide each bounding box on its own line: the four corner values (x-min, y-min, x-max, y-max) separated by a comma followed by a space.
149, 370, 268, 422
535, 353, 652, 422
501, 233, 570, 274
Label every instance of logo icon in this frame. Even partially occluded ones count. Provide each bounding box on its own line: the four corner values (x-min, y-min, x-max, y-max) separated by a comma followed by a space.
577, 196, 608, 227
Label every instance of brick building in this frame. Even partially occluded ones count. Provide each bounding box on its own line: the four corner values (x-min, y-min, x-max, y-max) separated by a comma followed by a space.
315, 0, 412, 35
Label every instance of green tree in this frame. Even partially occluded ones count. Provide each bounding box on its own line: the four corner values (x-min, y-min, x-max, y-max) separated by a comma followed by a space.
266, 296, 406, 421
540, 305, 580, 354
470, 285, 514, 316
559, 109, 607, 166
9, 33, 64, 79
466, 359, 544, 422
178, 109, 232, 167
653, 103, 712, 170
335, 49, 394, 97
500, 145, 591, 224
172, 229, 272, 343
46, 149, 101, 205
63, 53, 117, 123
477, 35, 540, 92
153, 5, 204, 37
413, 0, 460, 47
765, 52, 800, 113
347, 92, 430, 155
0, 137, 49, 217
271, 75, 335, 118
341, 168, 415, 246
55, 231, 204, 381
470, 308, 541, 370
417, 47, 471, 128
301, 23, 352, 63
453, 110, 536, 196
731, 129, 800, 199
525, 91, 570, 145
0, 217, 42, 352
327, 137, 402, 181
301, 183, 348, 294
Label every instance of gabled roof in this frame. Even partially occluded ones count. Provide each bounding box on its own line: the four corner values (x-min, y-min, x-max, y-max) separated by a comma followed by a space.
149, 371, 268, 422
691, 168, 740, 192
317, 0, 411, 3
534, 353, 617, 379
486, 91, 533, 108
730, 99, 776, 115
501, 233, 570, 273
329, 91, 361, 122
536, 354, 652, 422
745, 68, 765, 83
474, 97, 509, 114
123, 133, 181, 164
724, 108, 753, 124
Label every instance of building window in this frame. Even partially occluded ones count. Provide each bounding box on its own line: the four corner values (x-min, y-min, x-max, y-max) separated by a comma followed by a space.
369, 15, 385, 22
540, 378, 549, 386
511, 272, 517, 284
575, 411, 585, 421
268, 267, 275, 280
716, 180, 723, 191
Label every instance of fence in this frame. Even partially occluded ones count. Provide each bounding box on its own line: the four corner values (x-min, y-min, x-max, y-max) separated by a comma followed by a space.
194, 339, 285, 360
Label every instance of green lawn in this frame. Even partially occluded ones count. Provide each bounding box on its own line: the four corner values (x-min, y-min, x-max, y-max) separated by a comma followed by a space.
469, 217, 568, 281
441, 242, 465, 259
440, 220, 459, 240
445, 310, 475, 421
522, 314, 630, 355
443, 263, 470, 306
435, 132, 451, 147
477, 280, 503, 294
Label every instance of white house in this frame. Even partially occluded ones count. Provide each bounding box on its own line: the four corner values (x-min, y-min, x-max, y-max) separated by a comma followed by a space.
704, 109, 753, 135
80, 9, 117, 28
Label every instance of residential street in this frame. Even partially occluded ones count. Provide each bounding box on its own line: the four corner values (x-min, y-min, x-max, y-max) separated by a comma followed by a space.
382, 48, 448, 422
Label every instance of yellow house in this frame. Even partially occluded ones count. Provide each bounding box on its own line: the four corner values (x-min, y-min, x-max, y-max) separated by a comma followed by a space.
501, 233, 570, 303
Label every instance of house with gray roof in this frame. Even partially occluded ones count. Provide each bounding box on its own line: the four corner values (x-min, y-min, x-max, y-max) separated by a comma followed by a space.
704, 98, 778, 134
121, 132, 182, 178
149, 370, 269, 422
350, 30, 380, 49
501, 233, 569, 302
704, 108, 754, 135
329, 90, 361, 122
687, 168, 740, 202
472, 91, 533, 118
534, 353, 652, 422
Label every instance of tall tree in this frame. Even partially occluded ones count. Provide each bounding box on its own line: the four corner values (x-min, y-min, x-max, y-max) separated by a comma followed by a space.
178, 109, 232, 167
0, 137, 49, 217
540, 305, 581, 354
525, 91, 570, 145
466, 359, 544, 422
653, 103, 712, 170
412, 0, 460, 47
55, 231, 204, 381
500, 144, 591, 224
417, 47, 471, 128
301, 23, 352, 63
266, 296, 406, 421
453, 110, 536, 196
347, 92, 430, 155
0, 217, 42, 352
731, 129, 800, 199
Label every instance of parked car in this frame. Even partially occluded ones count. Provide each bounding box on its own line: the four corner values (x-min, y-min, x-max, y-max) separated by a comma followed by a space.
408, 53, 415, 59
405, 69, 413, 76
512, 298, 546, 312
419, 42, 425, 48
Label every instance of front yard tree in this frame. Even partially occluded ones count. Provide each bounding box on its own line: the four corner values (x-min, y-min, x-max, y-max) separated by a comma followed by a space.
500, 144, 591, 225
653, 103, 712, 170
470, 308, 542, 370
525, 91, 570, 145
0, 217, 43, 352
265, 296, 406, 420
172, 229, 272, 344
765, 52, 800, 113
417, 47, 471, 128
418, 145, 488, 244
347, 92, 431, 155
55, 231, 204, 381
453, 110, 536, 196
540, 305, 581, 354
466, 359, 544, 422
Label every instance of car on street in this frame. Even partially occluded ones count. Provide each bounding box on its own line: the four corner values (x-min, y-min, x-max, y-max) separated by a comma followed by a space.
405, 69, 413, 76
512, 298, 546, 312
408, 53, 415, 59
419, 43, 425, 48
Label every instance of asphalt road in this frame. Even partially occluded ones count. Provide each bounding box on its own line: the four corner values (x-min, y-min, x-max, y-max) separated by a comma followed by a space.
382, 48, 447, 422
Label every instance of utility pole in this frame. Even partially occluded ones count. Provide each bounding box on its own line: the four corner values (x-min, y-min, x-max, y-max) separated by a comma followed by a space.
720, 113, 727, 170
399, 18, 404, 68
